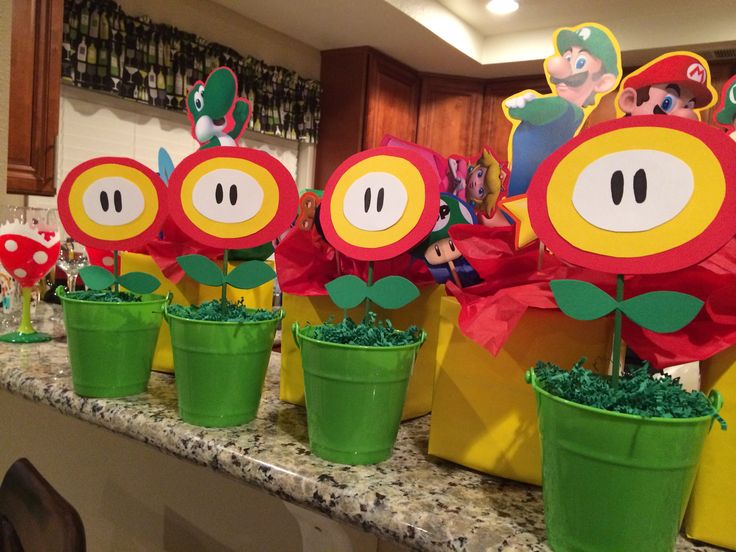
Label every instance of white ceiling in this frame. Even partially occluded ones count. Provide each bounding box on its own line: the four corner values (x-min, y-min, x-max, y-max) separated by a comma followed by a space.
213, 0, 736, 78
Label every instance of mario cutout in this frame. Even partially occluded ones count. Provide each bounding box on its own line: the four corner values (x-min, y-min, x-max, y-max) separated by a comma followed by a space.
714, 75, 736, 142
615, 52, 717, 120
412, 193, 480, 288
502, 23, 622, 199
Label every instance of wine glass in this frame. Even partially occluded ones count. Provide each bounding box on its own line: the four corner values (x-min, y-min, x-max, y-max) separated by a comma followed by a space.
0, 206, 61, 343
57, 236, 89, 292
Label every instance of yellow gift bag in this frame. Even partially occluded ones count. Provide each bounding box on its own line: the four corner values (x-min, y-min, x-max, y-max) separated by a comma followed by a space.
280, 285, 444, 420
684, 348, 736, 550
428, 296, 612, 485
120, 253, 274, 373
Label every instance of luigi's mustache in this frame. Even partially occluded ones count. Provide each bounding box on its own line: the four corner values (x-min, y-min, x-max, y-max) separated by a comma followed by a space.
550, 71, 590, 88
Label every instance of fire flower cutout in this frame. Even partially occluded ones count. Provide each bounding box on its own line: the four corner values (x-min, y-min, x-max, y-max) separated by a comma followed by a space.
319, 147, 440, 312
525, 115, 736, 386
167, 147, 298, 310
57, 157, 168, 294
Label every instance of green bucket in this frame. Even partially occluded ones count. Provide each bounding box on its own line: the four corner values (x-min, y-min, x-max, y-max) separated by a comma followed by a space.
167, 307, 283, 427
57, 289, 166, 398
293, 322, 426, 465
526, 370, 723, 552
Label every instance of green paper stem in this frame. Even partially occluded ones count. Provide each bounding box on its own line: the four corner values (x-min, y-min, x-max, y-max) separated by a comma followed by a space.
221, 249, 230, 314
611, 274, 624, 389
364, 261, 374, 322
113, 250, 120, 294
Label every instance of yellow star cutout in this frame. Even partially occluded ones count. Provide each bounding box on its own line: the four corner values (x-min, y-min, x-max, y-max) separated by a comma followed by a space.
498, 195, 538, 249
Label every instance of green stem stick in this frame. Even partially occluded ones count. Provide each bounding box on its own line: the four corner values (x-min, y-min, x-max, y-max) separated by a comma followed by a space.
113, 250, 120, 294
364, 261, 374, 322
611, 274, 624, 389
221, 249, 230, 314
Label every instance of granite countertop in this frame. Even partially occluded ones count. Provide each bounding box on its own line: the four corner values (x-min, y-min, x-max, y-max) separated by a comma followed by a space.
0, 304, 725, 552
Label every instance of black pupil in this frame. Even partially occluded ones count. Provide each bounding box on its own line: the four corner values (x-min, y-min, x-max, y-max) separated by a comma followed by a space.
434, 244, 441, 256
376, 188, 384, 212
229, 184, 238, 206
610, 170, 624, 205
449, 239, 455, 252
216, 183, 224, 204
113, 190, 122, 213
633, 169, 647, 204
364, 188, 371, 213
100, 191, 109, 212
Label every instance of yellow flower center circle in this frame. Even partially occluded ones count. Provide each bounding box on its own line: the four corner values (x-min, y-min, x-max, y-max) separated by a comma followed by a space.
67, 163, 160, 242
329, 155, 426, 250
546, 126, 725, 258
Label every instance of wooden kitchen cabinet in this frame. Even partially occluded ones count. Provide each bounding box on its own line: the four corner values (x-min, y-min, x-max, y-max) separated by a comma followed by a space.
315, 47, 420, 188
417, 76, 484, 158
7, 0, 62, 196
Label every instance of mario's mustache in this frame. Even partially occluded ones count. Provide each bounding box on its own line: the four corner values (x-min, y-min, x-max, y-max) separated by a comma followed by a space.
550, 71, 589, 88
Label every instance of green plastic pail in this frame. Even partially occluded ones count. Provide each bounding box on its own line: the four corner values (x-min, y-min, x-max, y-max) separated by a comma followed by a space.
58, 289, 165, 397
167, 308, 282, 427
527, 370, 722, 552
293, 322, 425, 465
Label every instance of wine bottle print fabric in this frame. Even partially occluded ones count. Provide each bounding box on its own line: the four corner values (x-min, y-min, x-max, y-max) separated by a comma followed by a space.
61, 0, 321, 143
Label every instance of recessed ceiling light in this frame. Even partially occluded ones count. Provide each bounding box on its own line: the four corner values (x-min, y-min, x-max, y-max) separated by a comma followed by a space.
486, 0, 519, 15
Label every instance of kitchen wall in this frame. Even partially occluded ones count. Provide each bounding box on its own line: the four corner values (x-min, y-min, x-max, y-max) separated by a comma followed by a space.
5, 0, 322, 208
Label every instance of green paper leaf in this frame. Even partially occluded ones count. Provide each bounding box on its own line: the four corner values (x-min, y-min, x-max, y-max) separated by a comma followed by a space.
79, 265, 116, 291
177, 254, 225, 286
226, 260, 276, 289
325, 275, 368, 310
367, 276, 420, 310
118, 272, 161, 294
550, 279, 617, 320
621, 291, 703, 333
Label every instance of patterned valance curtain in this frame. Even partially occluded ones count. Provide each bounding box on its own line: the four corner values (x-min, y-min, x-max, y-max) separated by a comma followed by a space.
61, 0, 321, 143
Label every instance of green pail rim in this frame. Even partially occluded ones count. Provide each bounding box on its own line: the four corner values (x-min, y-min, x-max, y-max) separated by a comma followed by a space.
56, 286, 167, 306
525, 368, 723, 423
164, 302, 285, 326
292, 322, 427, 352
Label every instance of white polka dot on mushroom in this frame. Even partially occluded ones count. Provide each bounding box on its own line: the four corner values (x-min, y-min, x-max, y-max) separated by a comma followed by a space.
13, 268, 27, 278
33, 251, 48, 264
4, 240, 18, 252
102, 256, 114, 267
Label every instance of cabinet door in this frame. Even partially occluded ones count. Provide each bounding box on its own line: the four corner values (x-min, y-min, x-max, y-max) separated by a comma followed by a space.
417, 77, 484, 157
363, 54, 420, 149
7, 0, 62, 195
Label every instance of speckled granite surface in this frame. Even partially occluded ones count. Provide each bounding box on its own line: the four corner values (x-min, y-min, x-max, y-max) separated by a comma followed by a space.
0, 304, 726, 552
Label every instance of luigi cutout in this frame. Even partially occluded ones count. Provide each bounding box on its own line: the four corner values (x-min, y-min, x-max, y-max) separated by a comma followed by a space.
186, 67, 251, 149
413, 193, 480, 288
715, 75, 736, 142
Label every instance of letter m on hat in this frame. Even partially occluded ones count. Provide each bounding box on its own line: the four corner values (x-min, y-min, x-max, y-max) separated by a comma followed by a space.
688, 63, 707, 84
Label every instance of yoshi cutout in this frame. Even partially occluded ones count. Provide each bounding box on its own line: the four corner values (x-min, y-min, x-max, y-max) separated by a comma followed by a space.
186, 67, 251, 149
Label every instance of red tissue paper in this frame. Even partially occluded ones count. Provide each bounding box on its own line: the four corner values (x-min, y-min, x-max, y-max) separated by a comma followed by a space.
448, 224, 736, 370
275, 225, 434, 296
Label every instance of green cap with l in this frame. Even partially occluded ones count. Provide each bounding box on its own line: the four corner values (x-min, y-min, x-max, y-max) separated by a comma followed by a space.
556, 23, 621, 77
716, 78, 736, 126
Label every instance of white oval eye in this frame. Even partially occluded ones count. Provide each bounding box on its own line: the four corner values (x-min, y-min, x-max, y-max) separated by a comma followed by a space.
193, 87, 204, 112
572, 150, 694, 232
191, 168, 264, 223
433, 199, 450, 232
82, 177, 145, 226
342, 172, 408, 231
